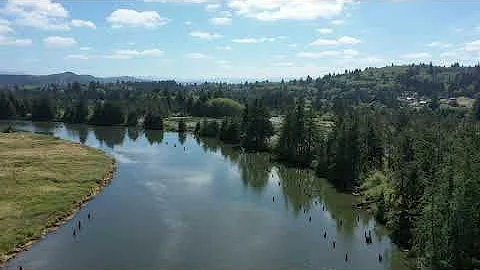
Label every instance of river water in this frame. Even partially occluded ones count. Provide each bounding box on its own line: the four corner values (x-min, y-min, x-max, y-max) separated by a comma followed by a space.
2, 121, 406, 270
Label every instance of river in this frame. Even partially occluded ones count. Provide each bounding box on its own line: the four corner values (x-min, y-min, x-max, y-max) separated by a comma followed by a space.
1, 121, 406, 270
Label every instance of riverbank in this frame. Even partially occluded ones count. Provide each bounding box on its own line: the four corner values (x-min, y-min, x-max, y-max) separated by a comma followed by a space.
0, 132, 115, 265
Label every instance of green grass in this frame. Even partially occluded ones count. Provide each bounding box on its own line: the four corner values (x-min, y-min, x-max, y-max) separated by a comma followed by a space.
0, 132, 114, 263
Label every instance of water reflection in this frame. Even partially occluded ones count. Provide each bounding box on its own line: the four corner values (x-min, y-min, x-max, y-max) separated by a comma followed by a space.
1, 122, 405, 270
65, 124, 89, 144
127, 127, 142, 141
178, 132, 187, 145
198, 136, 376, 237
30, 121, 58, 135
144, 129, 164, 145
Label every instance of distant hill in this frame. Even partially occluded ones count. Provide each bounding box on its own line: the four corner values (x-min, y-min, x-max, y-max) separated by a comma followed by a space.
0, 72, 145, 86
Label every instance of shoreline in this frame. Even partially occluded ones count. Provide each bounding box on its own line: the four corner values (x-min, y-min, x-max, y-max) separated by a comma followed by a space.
0, 141, 116, 266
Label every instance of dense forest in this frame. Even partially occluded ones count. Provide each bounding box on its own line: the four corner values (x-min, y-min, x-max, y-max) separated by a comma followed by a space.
2, 63, 480, 269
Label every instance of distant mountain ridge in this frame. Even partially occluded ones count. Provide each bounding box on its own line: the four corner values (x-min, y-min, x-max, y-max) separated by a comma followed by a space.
0, 72, 145, 86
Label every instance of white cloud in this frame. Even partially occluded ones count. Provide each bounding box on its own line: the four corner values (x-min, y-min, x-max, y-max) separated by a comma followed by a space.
71, 19, 96, 29
216, 59, 232, 69
297, 49, 358, 59
0, 19, 13, 33
288, 43, 298, 48
465, 40, 480, 52
297, 50, 341, 58
219, 10, 233, 17
4, 0, 71, 30
210, 17, 232, 25
273, 62, 294, 67
0, 34, 31, 46
401, 52, 432, 59
232, 37, 277, 43
426, 41, 452, 48
79, 46, 93, 51
43, 36, 77, 48
205, 3, 221, 12
317, 28, 333, 34
186, 53, 209, 59
310, 36, 360, 46
107, 9, 168, 29
228, 0, 349, 21
330, 19, 344, 25
145, 0, 215, 2
440, 51, 458, 58
343, 49, 359, 56
65, 54, 89, 60
185, 21, 192, 25
105, 49, 164, 59
190, 31, 222, 40
216, 45, 232, 50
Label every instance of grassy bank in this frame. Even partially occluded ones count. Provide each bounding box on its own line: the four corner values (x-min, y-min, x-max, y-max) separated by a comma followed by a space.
0, 132, 114, 264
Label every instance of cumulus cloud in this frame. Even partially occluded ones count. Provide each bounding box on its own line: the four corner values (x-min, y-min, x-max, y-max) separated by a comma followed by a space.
401, 52, 432, 59
3, 0, 71, 30
273, 62, 294, 67
465, 40, 480, 52
145, 0, 215, 2
190, 31, 222, 40
228, 0, 349, 21
216, 45, 232, 50
71, 19, 96, 29
107, 9, 168, 28
0, 34, 31, 46
0, 19, 13, 33
310, 36, 360, 46
317, 28, 333, 34
426, 41, 452, 48
65, 54, 89, 60
186, 52, 209, 59
330, 19, 344, 25
210, 17, 232, 25
43, 36, 77, 48
297, 49, 359, 59
106, 49, 164, 59
205, 3, 221, 11
232, 37, 278, 43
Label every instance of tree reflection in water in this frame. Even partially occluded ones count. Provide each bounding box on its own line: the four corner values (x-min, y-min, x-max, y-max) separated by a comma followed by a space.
144, 129, 164, 145
198, 135, 373, 236
65, 124, 89, 144
92, 126, 126, 149
127, 127, 142, 142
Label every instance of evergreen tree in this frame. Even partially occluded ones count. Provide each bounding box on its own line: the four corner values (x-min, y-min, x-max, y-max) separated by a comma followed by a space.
144, 112, 164, 130
31, 95, 55, 121
0, 92, 16, 120
242, 99, 273, 151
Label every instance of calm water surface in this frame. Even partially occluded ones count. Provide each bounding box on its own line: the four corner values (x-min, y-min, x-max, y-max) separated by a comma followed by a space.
2, 121, 406, 270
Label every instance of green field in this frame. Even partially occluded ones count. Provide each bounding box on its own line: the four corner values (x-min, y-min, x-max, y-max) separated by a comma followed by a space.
0, 132, 114, 263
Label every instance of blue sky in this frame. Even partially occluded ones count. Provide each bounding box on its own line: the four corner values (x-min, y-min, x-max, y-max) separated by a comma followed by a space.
0, 0, 479, 80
